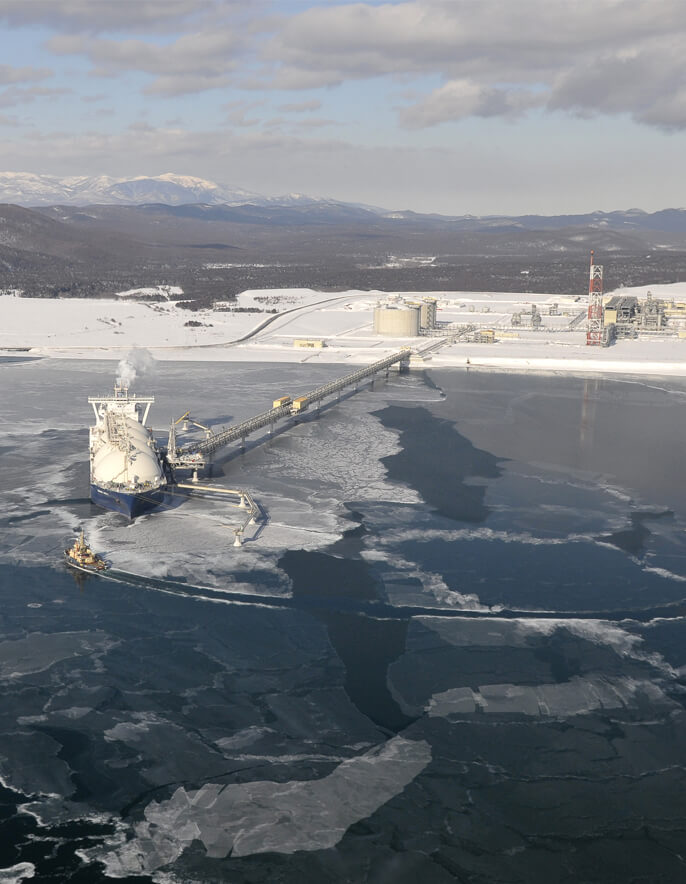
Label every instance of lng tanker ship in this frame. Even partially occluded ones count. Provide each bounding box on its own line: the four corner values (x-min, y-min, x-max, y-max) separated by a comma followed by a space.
88, 384, 166, 518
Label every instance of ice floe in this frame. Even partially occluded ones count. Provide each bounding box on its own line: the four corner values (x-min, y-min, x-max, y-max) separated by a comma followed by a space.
514, 618, 676, 675
428, 676, 677, 719
0, 863, 35, 883
0, 631, 112, 680
98, 735, 431, 873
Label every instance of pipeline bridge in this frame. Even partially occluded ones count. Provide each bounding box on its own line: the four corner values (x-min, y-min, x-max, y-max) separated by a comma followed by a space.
167, 347, 412, 472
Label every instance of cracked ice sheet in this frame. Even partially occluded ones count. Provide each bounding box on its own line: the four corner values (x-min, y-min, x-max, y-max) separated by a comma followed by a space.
98, 735, 431, 874
427, 676, 677, 719
423, 616, 645, 650
259, 400, 422, 505
420, 616, 675, 674
0, 864, 36, 883
0, 439, 88, 566
87, 495, 340, 591
58, 475, 347, 593
363, 548, 488, 610
0, 631, 112, 679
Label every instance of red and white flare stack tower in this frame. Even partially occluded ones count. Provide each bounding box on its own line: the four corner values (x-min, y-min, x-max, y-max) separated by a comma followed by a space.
586, 250, 604, 346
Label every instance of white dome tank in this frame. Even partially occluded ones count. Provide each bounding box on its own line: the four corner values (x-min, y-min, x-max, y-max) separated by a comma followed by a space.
91, 415, 164, 488
373, 304, 421, 337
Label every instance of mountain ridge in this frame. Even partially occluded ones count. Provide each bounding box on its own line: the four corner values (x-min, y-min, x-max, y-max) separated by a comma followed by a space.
0, 171, 381, 211
3, 172, 686, 234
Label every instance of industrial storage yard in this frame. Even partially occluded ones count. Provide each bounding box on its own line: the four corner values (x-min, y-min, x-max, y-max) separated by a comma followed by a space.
4, 277, 686, 376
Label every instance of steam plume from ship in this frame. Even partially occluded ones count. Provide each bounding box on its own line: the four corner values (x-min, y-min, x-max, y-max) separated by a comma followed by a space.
116, 348, 155, 389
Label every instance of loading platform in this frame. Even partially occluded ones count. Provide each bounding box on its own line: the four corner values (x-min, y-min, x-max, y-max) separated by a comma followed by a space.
174, 483, 260, 546
167, 348, 412, 470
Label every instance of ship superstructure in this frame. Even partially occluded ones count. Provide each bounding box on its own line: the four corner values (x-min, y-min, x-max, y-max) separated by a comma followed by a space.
64, 530, 108, 572
88, 383, 166, 518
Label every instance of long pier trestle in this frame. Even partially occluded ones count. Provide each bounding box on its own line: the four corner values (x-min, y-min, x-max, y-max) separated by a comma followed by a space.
167, 347, 412, 469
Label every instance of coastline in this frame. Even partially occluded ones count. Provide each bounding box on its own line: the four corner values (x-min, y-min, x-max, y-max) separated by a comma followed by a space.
3, 284, 686, 377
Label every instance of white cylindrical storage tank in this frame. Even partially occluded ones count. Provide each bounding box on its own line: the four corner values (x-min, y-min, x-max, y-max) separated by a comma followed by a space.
373, 304, 421, 337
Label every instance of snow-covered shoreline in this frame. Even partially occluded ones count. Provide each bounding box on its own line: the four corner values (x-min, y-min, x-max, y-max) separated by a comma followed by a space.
3, 284, 686, 377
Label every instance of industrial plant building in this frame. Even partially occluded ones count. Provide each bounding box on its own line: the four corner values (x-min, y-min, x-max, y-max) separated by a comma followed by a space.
373, 297, 437, 337
603, 294, 667, 338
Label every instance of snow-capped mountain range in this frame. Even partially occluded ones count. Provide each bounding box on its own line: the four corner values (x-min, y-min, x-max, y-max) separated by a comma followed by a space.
0, 171, 367, 210
3, 172, 686, 235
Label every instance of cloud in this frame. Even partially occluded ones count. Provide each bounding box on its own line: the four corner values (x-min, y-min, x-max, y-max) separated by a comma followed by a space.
266, 1, 686, 81
4, 0, 686, 130
399, 79, 543, 128
548, 39, 686, 131
640, 89, 686, 131
0, 122, 407, 184
89, 107, 116, 118
0, 64, 52, 85
277, 99, 322, 113
224, 98, 264, 127
258, 0, 686, 130
262, 1, 568, 86
0, 118, 682, 214
0, 85, 67, 108
144, 73, 232, 97
47, 30, 245, 96
0, 0, 221, 33
261, 116, 287, 130
291, 117, 336, 129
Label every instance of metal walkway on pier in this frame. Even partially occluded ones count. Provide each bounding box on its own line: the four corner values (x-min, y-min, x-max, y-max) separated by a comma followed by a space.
168, 348, 411, 468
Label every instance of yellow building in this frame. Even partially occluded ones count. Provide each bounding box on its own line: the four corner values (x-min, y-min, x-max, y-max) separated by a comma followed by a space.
293, 339, 325, 349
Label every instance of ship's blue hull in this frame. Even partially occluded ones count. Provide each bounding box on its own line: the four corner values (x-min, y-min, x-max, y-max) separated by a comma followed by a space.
90, 483, 166, 518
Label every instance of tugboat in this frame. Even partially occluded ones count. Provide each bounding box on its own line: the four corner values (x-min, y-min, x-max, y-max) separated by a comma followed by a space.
64, 530, 108, 573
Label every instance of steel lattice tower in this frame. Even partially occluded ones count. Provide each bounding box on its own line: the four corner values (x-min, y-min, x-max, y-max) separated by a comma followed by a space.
586, 250, 604, 346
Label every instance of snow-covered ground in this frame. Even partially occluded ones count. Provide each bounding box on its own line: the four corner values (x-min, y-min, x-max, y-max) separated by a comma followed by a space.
114, 285, 183, 299
3, 283, 686, 376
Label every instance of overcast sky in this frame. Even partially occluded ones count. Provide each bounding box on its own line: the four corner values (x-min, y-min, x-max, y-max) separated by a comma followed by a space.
1, 0, 685, 215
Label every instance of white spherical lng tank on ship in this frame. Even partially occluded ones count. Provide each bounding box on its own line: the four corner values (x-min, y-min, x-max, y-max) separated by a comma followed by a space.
91, 416, 165, 487
373, 303, 421, 337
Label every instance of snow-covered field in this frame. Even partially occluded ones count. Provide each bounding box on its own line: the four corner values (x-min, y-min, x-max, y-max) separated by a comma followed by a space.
3, 283, 686, 375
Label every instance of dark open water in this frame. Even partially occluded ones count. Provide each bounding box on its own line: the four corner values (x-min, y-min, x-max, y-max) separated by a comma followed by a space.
2, 359, 686, 882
